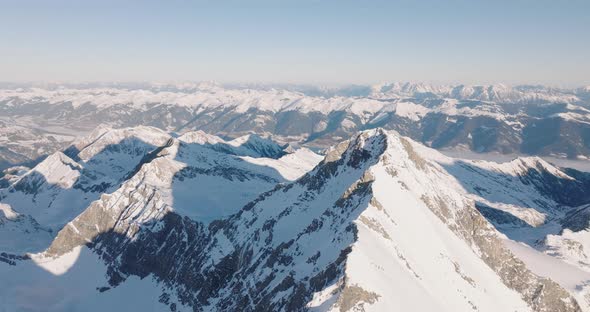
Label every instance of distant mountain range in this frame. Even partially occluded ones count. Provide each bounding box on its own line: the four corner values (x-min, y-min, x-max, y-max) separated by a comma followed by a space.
1, 82, 590, 172
2, 126, 590, 311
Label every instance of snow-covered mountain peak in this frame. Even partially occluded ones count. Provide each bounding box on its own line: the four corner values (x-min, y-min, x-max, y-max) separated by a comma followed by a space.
227, 133, 285, 157
505, 157, 573, 179
315, 129, 388, 172
73, 126, 171, 162
239, 128, 582, 311
310, 128, 453, 196
228, 133, 265, 145
17, 152, 81, 191
366, 82, 583, 105
370, 81, 450, 97
325, 128, 441, 174
36, 151, 81, 171
176, 130, 286, 158
149, 81, 224, 93
177, 130, 224, 145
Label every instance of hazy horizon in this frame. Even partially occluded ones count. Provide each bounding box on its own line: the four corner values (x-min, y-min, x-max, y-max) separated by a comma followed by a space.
1, 80, 589, 91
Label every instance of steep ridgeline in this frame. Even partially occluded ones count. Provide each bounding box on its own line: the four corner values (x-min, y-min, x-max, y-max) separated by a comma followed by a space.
7, 128, 590, 311
0, 126, 317, 256
0, 126, 172, 254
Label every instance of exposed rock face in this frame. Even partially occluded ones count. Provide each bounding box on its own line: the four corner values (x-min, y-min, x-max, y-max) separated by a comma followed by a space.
561, 204, 590, 232
335, 284, 381, 312
427, 198, 580, 312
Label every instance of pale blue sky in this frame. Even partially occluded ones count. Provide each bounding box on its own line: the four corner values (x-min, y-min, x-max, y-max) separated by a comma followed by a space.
1, 0, 589, 86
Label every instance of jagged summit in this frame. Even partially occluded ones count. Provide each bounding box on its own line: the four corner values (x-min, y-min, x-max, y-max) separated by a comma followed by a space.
177, 130, 224, 145
21, 152, 82, 188
226, 133, 286, 158
69, 126, 171, 161
178, 130, 286, 158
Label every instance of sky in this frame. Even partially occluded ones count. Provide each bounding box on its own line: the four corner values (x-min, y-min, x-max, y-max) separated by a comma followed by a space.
1, 0, 589, 87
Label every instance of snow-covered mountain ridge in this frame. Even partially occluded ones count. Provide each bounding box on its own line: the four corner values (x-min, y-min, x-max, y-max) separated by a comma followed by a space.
2, 82, 587, 112
2, 126, 590, 311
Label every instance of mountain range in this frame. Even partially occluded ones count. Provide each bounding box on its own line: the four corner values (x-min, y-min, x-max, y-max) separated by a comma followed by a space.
2, 125, 590, 311
2, 82, 590, 172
